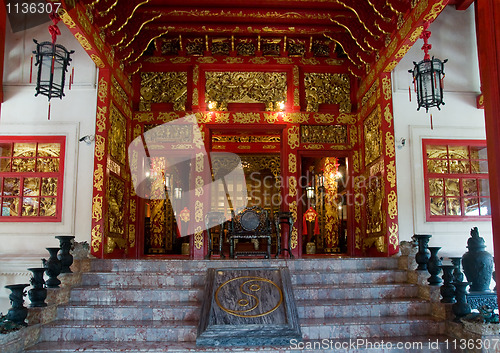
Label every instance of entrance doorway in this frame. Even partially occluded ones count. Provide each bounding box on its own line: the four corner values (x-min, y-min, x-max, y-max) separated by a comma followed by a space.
300, 154, 350, 255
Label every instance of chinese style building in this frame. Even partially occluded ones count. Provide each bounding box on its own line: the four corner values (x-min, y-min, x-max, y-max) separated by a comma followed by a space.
1, 0, 500, 351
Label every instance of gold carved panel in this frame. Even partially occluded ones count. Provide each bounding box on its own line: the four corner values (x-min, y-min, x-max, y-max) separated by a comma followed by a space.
109, 105, 127, 166
366, 176, 384, 235
108, 175, 125, 236
205, 72, 287, 110
139, 72, 187, 111
301, 125, 347, 144
303, 73, 351, 113
364, 106, 382, 167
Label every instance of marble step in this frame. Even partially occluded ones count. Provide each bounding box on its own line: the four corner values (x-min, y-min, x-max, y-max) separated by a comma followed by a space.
293, 283, 419, 300
57, 301, 201, 321
297, 298, 431, 318
90, 257, 400, 273
80, 269, 408, 288
24, 336, 464, 353
39, 316, 443, 342
70, 286, 204, 304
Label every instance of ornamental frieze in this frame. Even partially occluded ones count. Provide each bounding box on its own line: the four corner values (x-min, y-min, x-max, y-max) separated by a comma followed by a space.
303, 73, 351, 113
139, 71, 187, 111
301, 125, 347, 144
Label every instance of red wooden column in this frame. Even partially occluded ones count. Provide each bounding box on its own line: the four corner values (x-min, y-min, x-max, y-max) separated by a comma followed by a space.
475, 0, 500, 304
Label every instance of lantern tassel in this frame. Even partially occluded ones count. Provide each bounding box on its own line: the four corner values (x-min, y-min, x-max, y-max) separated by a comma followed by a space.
430, 113, 433, 130
29, 55, 33, 83
48, 102, 51, 120
409, 86, 411, 102
71, 67, 74, 84
69, 74, 72, 90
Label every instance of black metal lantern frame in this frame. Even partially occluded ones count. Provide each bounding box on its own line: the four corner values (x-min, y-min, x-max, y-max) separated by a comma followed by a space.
408, 21, 447, 113
409, 56, 448, 112
33, 39, 74, 100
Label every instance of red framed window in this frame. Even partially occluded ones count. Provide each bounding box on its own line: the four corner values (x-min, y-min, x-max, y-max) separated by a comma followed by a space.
423, 139, 490, 221
0, 136, 65, 222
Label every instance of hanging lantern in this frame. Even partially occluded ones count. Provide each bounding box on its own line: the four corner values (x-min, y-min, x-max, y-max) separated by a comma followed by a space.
33, 12, 74, 101
408, 22, 447, 113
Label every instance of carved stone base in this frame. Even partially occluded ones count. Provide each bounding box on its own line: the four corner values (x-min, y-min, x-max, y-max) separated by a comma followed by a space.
197, 267, 301, 346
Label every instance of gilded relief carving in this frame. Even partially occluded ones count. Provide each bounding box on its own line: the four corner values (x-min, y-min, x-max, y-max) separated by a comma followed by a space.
139, 72, 187, 111
364, 106, 382, 166
195, 226, 203, 250
283, 113, 309, 124
93, 164, 104, 191
205, 72, 287, 110
108, 176, 125, 236
95, 135, 105, 162
289, 176, 297, 197
288, 153, 296, 174
389, 223, 399, 250
91, 225, 102, 253
233, 112, 261, 124
264, 113, 279, 124
385, 132, 395, 159
287, 126, 299, 149
388, 190, 398, 220
387, 160, 396, 188
96, 106, 107, 133
289, 201, 298, 249
361, 79, 378, 107
212, 135, 280, 143
366, 176, 384, 235
384, 104, 393, 127
92, 195, 103, 222
303, 73, 351, 113
301, 125, 347, 144
109, 105, 127, 166
129, 224, 136, 248
382, 77, 392, 101
98, 77, 108, 103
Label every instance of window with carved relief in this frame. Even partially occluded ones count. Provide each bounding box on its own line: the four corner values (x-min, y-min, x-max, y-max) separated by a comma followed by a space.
423, 139, 490, 221
0, 136, 65, 221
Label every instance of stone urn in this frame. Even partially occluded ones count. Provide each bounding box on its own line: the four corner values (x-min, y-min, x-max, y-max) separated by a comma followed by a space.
42, 247, 62, 288
4, 284, 29, 325
27, 268, 47, 307
55, 235, 75, 273
427, 247, 443, 285
413, 234, 432, 271
462, 227, 494, 292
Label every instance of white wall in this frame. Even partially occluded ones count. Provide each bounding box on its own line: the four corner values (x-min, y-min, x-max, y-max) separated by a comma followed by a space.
392, 6, 492, 258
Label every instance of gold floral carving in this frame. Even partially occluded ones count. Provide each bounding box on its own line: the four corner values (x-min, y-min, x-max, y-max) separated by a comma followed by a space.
352, 150, 360, 173
361, 79, 378, 107
294, 88, 300, 107
396, 45, 411, 59
194, 226, 203, 250
263, 145, 276, 150
205, 72, 287, 110
195, 200, 203, 222
250, 57, 269, 64
93, 33, 104, 53
288, 153, 296, 174
193, 89, 199, 106
287, 126, 299, 149
385, 132, 395, 159
92, 195, 103, 222
233, 112, 261, 124
338, 113, 357, 124
224, 57, 243, 64
349, 126, 357, 146
423, 0, 446, 22
293, 66, 299, 86
139, 72, 187, 111
384, 61, 398, 73
325, 58, 343, 66
195, 112, 211, 123
91, 54, 105, 68
133, 125, 142, 139
387, 160, 396, 188
94, 135, 105, 161
399, 18, 413, 40
93, 164, 104, 191
313, 114, 334, 124
354, 180, 361, 223
129, 199, 136, 223
196, 152, 204, 172
91, 225, 102, 253
389, 223, 399, 250
384, 104, 393, 127
98, 77, 108, 103
195, 176, 204, 197
289, 176, 297, 197
304, 73, 351, 113
197, 57, 217, 64
289, 201, 298, 249
300, 57, 320, 65
75, 32, 92, 50
363, 236, 386, 253
214, 112, 230, 123
382, 77, 392, 101
264, 113, 279, 124
366, 176, 384, 235
109, 105, 127, 165
158, 112, 180, 122
275, 57, 294, 65
105, 236, 127, 254
301, 125, 347, 144
170, 57, 191, 64
364, 106, 382, 166
96, 106, 107, 132
409, 26, 424, 42
193, 65, 199, 85
238, 145, 251, 150
76, 9, 91, 34
129, 224, 136, 248
355, 227, 361, 250
284, 112, 309, 124
108, 176, 125, 235
388, 190, 398, 220
59, 9, 76, 29
304, 144, 324, 150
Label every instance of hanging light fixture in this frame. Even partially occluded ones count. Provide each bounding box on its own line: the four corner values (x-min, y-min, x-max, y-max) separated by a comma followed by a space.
409, 22, 447, 113
33, 11, 74, 108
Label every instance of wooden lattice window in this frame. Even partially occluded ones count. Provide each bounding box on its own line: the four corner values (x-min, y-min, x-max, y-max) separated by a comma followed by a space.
0, 136, 65, 222
423, 139, 490, 221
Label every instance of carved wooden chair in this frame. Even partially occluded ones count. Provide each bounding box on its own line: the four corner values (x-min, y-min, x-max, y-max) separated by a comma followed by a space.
204, 211, 226, 259
229, 206, 271, 259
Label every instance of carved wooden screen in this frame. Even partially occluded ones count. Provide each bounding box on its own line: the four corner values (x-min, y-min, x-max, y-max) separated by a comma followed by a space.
0, 136, 65, 221
423, 139, 490, 221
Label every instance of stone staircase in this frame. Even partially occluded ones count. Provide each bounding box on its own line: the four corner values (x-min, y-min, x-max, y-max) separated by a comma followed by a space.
24, 258, 460, 352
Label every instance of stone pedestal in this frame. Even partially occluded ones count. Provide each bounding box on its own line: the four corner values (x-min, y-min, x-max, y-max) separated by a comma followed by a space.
197, 267, 301, 346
